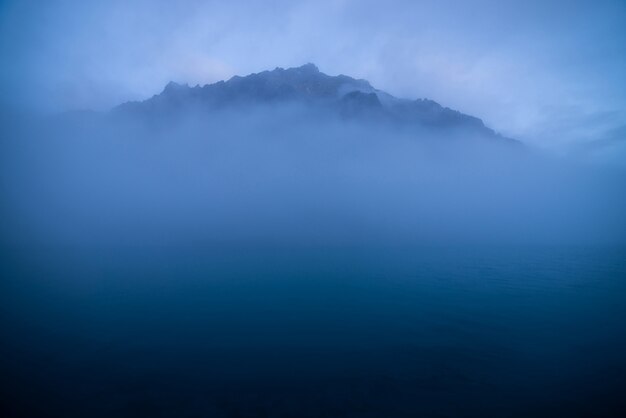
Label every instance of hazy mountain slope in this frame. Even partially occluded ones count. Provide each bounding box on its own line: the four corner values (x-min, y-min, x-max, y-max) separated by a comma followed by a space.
113, 64, 516, 143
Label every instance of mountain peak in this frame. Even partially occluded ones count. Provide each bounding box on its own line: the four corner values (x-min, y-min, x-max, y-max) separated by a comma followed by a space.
295, 63, 319, 73
271, 63, 319, 73
163, 81, 188, 94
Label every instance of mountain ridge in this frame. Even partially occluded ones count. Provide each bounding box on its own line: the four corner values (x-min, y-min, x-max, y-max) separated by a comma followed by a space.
113, 64, 516, 144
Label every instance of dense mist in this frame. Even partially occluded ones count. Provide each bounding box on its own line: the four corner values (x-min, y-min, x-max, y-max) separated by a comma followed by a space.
2, 104, 624, 252
2, 1, 626, 415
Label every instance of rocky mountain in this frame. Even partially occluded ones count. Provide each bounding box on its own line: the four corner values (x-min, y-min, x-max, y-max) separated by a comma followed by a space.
114, 63, 515, 143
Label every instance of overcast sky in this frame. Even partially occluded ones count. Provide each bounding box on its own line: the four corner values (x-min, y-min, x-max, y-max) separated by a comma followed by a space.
1, 0, 624, 149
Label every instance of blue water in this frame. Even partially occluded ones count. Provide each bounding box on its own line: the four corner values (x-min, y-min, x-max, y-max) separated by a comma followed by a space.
1, 245, 625, 417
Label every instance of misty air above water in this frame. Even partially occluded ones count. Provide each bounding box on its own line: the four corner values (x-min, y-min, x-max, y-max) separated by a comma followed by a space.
1, 1, 625, 417
3, 63, 623, 249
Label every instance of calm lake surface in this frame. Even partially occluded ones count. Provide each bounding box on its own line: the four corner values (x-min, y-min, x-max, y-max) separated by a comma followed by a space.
2, 245, 625, 417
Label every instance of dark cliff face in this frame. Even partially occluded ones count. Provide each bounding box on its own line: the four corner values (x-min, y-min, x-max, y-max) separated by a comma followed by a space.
113, 64, 515, 143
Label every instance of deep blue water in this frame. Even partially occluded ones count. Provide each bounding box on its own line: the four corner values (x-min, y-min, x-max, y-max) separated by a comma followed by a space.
1, 245, 625, 417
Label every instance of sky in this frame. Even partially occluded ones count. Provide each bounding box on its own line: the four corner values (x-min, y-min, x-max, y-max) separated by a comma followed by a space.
0, 0, 625, 150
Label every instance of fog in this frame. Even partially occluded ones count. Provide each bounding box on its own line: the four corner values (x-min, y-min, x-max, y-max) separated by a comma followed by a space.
3, 109, 626, 417
2, 105, 624, 252
3, 2, 626, 416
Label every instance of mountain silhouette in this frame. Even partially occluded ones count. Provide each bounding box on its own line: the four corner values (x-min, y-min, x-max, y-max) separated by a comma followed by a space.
114, 63, 515, 143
